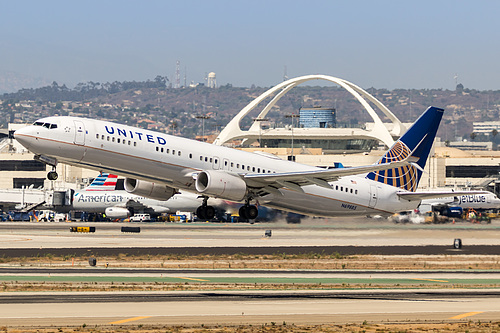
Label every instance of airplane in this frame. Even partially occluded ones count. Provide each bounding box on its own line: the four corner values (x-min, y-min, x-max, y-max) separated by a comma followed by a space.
419, 191, 500, 212
14, 106, 487, 219
71, 173, 215, 219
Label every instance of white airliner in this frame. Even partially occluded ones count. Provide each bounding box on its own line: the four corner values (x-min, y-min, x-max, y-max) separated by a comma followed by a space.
14, 106, 486, 219
71, 173, 211, 219
420, 191, 500, 212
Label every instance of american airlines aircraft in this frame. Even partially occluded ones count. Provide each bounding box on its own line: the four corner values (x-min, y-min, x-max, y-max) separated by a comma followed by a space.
72, 173, 211, 219
14, 106, 485, 219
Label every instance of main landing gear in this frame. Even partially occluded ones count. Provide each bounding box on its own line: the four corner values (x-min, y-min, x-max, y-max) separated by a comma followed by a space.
196, 197, 216, 220
239, 203, 259, 220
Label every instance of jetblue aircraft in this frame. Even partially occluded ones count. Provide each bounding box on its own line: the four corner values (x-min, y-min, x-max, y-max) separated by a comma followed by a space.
14, 106, 485, 219
72, 173, 213, 218
420, 191, 500, 212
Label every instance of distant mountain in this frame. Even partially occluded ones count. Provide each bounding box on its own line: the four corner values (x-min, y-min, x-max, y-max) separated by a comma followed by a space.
0, 70, 51, 94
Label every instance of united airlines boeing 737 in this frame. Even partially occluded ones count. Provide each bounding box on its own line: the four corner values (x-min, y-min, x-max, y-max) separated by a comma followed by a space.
14, 106, 485, 219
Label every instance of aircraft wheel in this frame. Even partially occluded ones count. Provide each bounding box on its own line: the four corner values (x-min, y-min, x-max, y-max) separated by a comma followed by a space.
246, 205, 259, 220
47, 171, 58, 181
196, 206, 206, 220
239, 206, 248, 220
205, 206, 215, 220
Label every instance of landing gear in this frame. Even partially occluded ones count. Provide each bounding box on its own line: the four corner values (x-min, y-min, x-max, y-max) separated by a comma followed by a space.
47, 170, 58, 181
196, 197, 215, 220
239, 204, 258, 220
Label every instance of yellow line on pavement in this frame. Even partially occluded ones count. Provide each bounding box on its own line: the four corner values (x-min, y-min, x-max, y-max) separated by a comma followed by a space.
173, 276, 209, 281
109, 316, 152, 324
449, 311, 484, 320
412, 278, 449, 283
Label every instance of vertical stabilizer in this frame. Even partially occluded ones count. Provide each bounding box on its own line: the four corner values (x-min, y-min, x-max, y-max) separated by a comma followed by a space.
366, 106, 444, 191
85, 173, 118, 191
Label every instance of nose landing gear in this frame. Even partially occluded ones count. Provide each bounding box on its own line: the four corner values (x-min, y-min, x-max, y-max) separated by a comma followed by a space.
47, 168, 58, 181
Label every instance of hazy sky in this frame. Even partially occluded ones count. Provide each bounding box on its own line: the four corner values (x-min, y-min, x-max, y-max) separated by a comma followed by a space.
2, 0, 500, 90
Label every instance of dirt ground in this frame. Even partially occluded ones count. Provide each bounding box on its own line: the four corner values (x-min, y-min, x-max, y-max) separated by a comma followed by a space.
2, 321, 500, 332
4, 252, 500, 270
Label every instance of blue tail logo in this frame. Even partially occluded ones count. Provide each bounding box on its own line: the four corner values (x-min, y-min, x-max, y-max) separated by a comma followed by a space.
366, 106, 444, 191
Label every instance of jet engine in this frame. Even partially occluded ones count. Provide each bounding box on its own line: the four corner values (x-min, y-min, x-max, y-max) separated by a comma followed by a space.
105, 207, 130, 219
195, 170, 247, 201
124, 178, 176, 201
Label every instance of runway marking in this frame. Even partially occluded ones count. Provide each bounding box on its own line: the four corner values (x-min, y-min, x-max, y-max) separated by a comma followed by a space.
172, 276, 209, 282
108, 316, 152, 324
449, 311, 484, 320
411, 278, 449, 283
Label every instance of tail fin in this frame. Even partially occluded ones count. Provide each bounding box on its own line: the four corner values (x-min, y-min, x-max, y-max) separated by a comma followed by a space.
366, 106, 444, 191
85, 173, 118, 191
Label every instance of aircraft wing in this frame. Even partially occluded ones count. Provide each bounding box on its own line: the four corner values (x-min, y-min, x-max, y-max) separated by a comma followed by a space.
397, 190, 489, 201
244, 158, 416, 192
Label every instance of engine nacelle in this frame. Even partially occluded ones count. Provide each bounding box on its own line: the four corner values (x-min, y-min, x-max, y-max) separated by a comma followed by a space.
195, 170, 247, 201
124, 178, 176, 201
105, 207, 130, 219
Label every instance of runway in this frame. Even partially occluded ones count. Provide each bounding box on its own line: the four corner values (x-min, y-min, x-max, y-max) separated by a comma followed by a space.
0, 289, 498, 326
1, 219, 499, 328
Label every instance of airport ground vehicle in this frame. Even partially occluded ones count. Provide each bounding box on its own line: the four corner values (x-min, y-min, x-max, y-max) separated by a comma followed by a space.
129, 214, 151, 222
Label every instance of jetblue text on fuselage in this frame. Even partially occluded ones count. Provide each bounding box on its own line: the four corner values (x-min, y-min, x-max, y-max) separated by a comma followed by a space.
459, 195, 486, 204
105, 126, 166, 145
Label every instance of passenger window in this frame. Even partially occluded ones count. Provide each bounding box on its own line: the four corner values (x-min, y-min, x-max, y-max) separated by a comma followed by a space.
161, 147, 164, 153
178, 151, 181, 156
101, 135, 105, 140
189, 154, 193, 159
231, 162, 234, 167
117, 138, 121, 143
200, 156, 203, 161
210, 158, 213, 163
172, 150, 175, 155
107, 136, 110, 141
134, 142, 137, 147
252, 167, 255, 172
112, 137, 115, 142
96, 134, 99, 139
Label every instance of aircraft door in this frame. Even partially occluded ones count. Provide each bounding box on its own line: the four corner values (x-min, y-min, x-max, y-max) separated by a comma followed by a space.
369, 185, 378, 208
74, 121, 85, 145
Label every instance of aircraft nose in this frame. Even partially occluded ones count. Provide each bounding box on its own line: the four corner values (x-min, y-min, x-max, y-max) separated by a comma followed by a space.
14, 126, 35, 149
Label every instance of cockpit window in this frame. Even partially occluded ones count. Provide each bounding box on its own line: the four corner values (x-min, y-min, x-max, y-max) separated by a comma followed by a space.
33, 121, 57, 129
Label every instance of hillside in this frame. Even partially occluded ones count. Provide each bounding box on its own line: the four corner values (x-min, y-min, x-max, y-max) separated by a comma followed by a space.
2, 79, 500, 141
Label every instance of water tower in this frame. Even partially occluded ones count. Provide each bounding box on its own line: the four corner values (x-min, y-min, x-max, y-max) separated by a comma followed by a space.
207, 72, 217, 88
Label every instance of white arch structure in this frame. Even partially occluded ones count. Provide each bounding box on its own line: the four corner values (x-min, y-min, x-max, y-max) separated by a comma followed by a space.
213, 75, 405, 148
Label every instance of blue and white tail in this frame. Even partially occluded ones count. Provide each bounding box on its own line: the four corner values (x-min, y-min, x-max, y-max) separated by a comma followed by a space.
85, 173, 118, 191
366, 106, 444, 191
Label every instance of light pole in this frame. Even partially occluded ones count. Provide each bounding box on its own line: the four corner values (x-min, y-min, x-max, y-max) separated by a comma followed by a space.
285, 114, 299, 160
195, 115, 211, 142
252, 118, 269, 147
